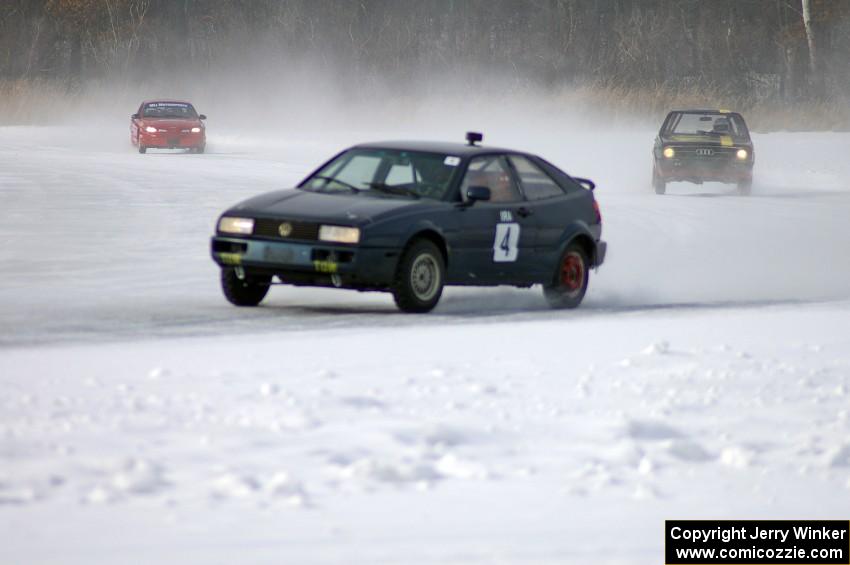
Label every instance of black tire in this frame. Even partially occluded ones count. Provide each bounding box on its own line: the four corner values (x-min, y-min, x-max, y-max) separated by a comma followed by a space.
392, 239, 445, 313
196, 144, 205, 154
221, 268, 271, 307
139, 145, 147, 154
652, 166, 666, 195
543, 242, 590, 309
738, 178, 752, 196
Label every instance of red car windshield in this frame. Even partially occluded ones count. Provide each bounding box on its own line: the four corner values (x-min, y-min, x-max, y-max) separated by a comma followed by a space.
142, 102, 198, 119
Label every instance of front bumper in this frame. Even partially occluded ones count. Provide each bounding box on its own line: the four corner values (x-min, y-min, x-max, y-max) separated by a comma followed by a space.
139, 131, 205, 149
595, 240, 607, 267
211, 236, 397, 288
656, 158, 752, 183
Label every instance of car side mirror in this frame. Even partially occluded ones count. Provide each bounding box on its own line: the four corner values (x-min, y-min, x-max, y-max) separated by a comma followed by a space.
199, 114, 207, 120
465, 185, 491, 203
131, 113, 140, 120
573, 177, 596, 191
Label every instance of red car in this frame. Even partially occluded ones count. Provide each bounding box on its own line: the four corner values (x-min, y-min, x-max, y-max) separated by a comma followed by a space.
130, 100, 207, 154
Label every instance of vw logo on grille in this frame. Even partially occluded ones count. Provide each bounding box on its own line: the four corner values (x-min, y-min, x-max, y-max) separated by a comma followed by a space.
696, 148, 714, 156
278, 222, 293, 237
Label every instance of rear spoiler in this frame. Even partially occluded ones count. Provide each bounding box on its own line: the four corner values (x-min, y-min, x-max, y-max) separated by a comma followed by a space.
574, 177, 596, 191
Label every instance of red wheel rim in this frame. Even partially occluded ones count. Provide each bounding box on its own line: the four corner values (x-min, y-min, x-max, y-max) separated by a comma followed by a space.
560, 251, 585, 292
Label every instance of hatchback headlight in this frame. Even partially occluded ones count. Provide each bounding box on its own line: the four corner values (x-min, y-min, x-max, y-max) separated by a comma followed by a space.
319, 225, 360, 244
144, 126, 157, 133
191, 127, 202, 133
663, 147, 675, 158
736, 148, 748, 160
218, 216, 254, 235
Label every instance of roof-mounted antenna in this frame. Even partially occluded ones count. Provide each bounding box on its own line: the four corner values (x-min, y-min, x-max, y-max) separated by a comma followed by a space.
466, 131, 483, 146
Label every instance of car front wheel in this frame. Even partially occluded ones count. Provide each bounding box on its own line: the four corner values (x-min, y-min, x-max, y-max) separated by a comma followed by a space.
738, 177, 752, 196
139, 145, 147, 154
543, 243, 589, 309
392, 239, 445, 313
221, 267, 271, 307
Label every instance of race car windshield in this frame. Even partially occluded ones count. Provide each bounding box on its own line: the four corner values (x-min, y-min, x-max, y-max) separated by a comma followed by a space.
142, 102, 198, 119
300, 149, 461, 200
667, 112, 749, 139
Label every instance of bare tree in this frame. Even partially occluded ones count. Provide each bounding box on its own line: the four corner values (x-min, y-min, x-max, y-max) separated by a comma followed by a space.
801, 0, 823, 96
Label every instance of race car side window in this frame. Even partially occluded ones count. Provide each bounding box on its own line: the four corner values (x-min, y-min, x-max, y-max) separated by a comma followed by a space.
460, 156, 522, 203
508, 155, 565, 201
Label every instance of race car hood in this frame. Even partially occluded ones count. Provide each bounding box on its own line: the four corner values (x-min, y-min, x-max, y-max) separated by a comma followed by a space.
140, 118, 202, 129
225, 189, 423, 225
660, 133, 752, 146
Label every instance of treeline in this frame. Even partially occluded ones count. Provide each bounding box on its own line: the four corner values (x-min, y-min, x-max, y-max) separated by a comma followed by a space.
1, 0, 849, 102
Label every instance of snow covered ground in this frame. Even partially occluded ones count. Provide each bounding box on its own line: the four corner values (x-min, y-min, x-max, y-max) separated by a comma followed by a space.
1, 121, 849, 564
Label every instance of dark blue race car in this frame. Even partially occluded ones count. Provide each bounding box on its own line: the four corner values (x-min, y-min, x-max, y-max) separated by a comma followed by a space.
211, 133, 607, 313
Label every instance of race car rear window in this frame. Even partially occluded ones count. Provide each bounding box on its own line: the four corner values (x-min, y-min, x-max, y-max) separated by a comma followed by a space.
508, 155, 565, 201
301, 149, 460, 201
142, 102, 198, 119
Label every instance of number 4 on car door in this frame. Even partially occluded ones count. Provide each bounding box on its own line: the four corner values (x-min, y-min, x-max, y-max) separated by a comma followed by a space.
493, 222, 520, 262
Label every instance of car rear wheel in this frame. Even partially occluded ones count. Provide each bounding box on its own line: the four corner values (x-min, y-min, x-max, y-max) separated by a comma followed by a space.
221, 267, 271, 307
652, 166, 666, 195
392, 239, 444, 313
543, 243, 589, 309
738, 178, 752, 196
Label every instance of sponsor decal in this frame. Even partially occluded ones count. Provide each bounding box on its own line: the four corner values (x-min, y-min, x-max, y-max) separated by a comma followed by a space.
218, 252, 242, 265
313, 260, 338, 273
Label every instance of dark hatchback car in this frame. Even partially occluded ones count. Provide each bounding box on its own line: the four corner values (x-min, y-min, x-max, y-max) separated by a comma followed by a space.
652, 109, 754, 195
211, 133, 606, 313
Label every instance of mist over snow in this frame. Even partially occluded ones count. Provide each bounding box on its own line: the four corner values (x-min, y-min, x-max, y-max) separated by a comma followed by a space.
2, 86, 849, 344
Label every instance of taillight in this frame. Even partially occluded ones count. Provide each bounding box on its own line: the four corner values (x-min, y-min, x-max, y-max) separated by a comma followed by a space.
593, 200, 602, 223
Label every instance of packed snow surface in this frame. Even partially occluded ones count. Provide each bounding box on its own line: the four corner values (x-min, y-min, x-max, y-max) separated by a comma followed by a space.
1, 123, 849, 564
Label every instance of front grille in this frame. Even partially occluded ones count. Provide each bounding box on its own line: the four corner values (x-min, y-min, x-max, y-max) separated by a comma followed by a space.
671, 146, 738, 160
253, 218, 320, 241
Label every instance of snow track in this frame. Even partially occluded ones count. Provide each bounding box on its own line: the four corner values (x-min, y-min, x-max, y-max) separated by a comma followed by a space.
2, 126, 849, 346
1, 125, 849, 564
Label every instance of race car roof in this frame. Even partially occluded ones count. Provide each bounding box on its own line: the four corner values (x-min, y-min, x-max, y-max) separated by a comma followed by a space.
353, 140, 517, 155
140, 99, 195, 106
671, 109, 740, 114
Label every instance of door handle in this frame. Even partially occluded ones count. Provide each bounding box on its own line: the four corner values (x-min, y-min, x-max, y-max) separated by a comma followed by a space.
516, 207, 533, 218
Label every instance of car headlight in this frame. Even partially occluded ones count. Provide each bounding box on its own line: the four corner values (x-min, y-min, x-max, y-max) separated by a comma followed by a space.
218, 216, 255, 235
319, 225, 360, 244
191, 127, 201, 133
663, 147, 675, 158
736, 148, 748, 160
144, 126, 157, 133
